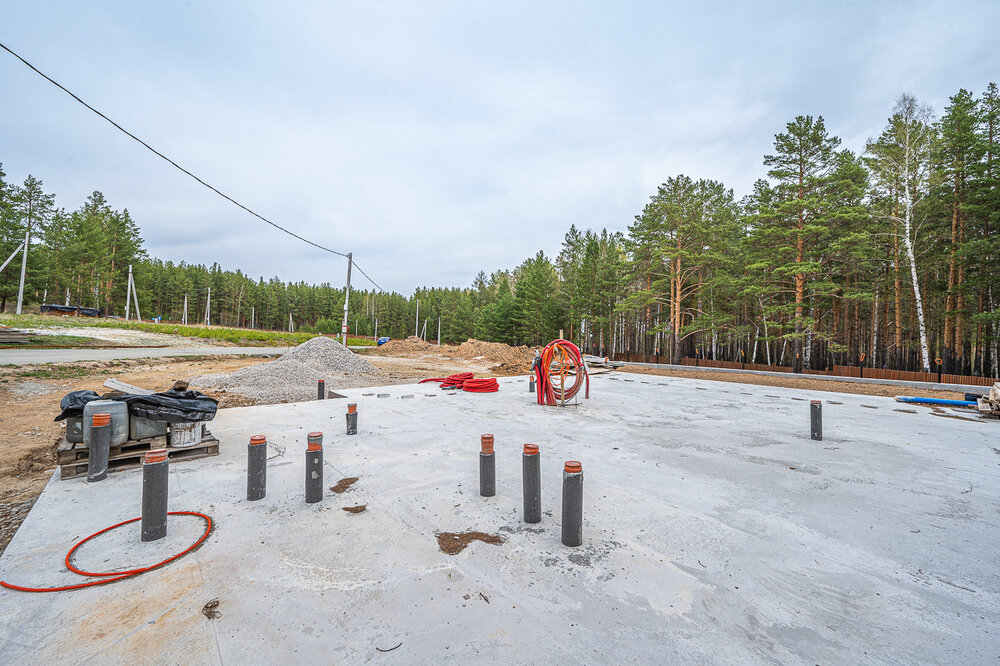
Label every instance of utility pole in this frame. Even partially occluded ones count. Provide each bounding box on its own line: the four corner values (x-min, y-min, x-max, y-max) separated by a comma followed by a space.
374, 317, 378, 341
438, 317, 441, 346
125, 265, 133, 320
65, 287, 70, 306
15, 229, 29, 315
250, 306, 254, 329
183, 293, 188, 325
340, 253, 353, 347
415, 299, 419, 337
204, 287, 211, 326
129, 266, 142, 321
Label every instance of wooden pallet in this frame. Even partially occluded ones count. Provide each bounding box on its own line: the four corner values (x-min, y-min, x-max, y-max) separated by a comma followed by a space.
58, 429, 220, 480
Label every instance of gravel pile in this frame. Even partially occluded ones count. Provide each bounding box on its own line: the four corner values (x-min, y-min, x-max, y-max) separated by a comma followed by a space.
192, 336, 380, 403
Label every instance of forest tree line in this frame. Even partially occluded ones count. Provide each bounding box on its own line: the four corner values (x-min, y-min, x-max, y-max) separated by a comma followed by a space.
1, 86, 998, 377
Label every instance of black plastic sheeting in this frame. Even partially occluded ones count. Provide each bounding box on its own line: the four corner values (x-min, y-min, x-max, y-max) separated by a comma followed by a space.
40, 304, 102, 317
55, 389, 218, 423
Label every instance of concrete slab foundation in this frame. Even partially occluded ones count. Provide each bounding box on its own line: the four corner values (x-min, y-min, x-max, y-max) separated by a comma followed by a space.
0, 373, 997, 663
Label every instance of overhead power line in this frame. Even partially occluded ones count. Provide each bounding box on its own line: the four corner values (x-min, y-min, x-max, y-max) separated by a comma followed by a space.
351, 261, 384, 293
0, 40, 386, 292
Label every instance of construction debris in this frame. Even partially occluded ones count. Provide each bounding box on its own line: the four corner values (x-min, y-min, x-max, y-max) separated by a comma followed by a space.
976, 383, 1000, 418
0, 326, 34, 344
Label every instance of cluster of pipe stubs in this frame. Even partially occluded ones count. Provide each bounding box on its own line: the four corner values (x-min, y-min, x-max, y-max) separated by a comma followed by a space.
246, 401, 359, 504
419, 372, 499, 393
479, 434, 583, 547
532, 339, 590, 406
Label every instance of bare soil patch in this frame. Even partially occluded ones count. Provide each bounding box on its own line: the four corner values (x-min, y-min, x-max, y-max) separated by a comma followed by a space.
342, 505, 367, 513
436, 531, 505, 555
330, 477, 359, 493
618, 365, 967, 400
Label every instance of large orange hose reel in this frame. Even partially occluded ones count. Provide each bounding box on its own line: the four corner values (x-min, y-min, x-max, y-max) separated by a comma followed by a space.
534, 339, 589, 406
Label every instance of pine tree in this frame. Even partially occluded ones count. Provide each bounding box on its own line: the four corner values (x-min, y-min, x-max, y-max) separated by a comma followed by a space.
758, 116, 841, 371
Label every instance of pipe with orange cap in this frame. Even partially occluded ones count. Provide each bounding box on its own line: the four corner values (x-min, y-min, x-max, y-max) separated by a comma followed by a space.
247, 435, 267, 501
318, 379, 326, 400
87, 412, 111, 483
480, 434, 495, 497
305, 432, 323, 503
522, 444, 541, 523
346, 403, 358, 435
141, 449, 169, 542
561, 461, 583, 547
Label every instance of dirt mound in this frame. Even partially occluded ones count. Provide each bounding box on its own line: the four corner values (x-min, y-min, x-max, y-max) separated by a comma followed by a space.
376, 336, 434, 353
489, 360, 530, 376
451, 339, 534, 366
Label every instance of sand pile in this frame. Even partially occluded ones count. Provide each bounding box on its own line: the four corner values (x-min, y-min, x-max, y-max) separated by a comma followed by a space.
376, 336, 434, 353
193, 336, 380, 403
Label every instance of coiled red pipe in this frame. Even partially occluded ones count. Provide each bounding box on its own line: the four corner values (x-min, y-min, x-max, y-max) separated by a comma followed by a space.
535, 339, 589, 405
0, 511, 212, 593
420, 372, 498, 393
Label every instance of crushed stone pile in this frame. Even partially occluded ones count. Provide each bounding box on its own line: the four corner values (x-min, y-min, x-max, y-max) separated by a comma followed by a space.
376, 336, 434, 353
192, 336, 380, 403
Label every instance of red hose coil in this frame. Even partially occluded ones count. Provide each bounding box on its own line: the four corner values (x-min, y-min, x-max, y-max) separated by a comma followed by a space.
535, 339, 589, 406
0, 511, 213, 593
420, 372, 497, 392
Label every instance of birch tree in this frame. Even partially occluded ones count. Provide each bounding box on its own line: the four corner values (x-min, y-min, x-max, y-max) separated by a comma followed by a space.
866, 94, 936, 371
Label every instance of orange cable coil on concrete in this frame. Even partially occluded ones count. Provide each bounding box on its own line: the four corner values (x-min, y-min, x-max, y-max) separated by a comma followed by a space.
534, 339, 589, 405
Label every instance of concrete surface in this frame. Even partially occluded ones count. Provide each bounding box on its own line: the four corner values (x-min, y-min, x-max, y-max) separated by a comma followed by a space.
0, 373, 997, 664
0, 346, 287, 365
623, 360, 993, 395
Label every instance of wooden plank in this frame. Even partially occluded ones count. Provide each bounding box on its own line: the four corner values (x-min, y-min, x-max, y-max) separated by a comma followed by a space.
57, 434, 170, 463
60, 441, 220, 479
102, 378, 155, 395
58, 431, 215, 465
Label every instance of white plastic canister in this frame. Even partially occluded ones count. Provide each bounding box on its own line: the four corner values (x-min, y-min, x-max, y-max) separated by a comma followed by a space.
83, 399, 129, 446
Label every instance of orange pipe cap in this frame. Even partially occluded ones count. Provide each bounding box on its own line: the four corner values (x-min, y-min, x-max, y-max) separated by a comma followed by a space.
144, 449, 168, 464
523, 444, 539, 455
564, 460, 582, 474
91, 413, 111, 427
249, 435, 267, 446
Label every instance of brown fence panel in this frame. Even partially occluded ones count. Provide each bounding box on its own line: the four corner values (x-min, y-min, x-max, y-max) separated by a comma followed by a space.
629, 356, 997, 386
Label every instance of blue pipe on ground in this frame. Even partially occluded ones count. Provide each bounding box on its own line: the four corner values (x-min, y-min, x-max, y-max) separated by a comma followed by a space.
895, 396, 977, 407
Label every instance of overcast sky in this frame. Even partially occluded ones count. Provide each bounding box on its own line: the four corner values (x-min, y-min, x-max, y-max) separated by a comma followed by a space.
2, 1, 998, 293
